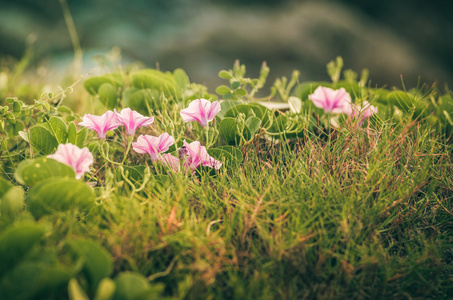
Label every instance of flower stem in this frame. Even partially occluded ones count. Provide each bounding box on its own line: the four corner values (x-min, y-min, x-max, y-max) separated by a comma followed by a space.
122, 135, 134, 165
99, 140, 121, 166
204, 126, 210, 147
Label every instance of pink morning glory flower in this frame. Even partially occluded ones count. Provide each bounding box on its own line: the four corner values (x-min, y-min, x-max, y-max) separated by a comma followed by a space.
78, 110, 123, 139
180, 99, 221, 127
344, 101, 378, 125
308, 86, 351, 113
159, 153, 180, 172
114, 108, 154, 136
181, 140, 222, 171
132, 133, 175, 161
48, 143, 94, 179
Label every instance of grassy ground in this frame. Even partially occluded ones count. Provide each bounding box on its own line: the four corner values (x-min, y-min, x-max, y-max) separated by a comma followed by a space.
32, 120, 453, 299
0, 59, 452, 299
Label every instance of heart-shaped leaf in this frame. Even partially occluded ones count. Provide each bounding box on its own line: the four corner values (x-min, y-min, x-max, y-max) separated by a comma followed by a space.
0, 261, 71, 300
68, 278, 89, 300
67, 122, 77, 144
124, 88, 161, 114
1, 186, 24, 221
217, 100, 241, 119
98, 83, 119, 109
113, 272, 164, 300
76, 127, 89, 148
29, 125, 59, 155
67, 239, 113, 291
173, 68, 190, 92
27, 178, 95, 218
94, 278, 116, 300
132, 69, 179, 98
15, 157, 75, 187
219, 117, 251, 145
288, 96, 302, 113
84, 73, 123, 95
216, 85, 231, 95
0, 222, 45, 275
47, 117, 68, 144
246, 116, 261, 136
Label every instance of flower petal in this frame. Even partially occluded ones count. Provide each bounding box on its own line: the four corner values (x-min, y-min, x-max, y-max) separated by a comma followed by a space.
132, 133, 174, 161
180, 99, 220, 127
116, 108, 154, 136
79, 111, 122, 139
48, 143, 93, 179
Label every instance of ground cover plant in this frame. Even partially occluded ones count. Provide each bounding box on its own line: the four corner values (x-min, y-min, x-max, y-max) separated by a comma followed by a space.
0, 56, 452, 299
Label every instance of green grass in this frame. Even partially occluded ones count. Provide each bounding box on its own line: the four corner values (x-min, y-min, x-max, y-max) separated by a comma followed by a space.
0, 56, 452, 299
22, 120, 451, 299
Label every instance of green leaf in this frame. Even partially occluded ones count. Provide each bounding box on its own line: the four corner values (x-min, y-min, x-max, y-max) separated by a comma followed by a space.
245, 116, 261, 136
132, 69, 180, 98
267, 114, 288, 134
219, 117, 239, 145
113, 272, 164, 300
235, 88, 247, 96
267, 114, 305, 139
0, 222, 45, 275
216, 85, 231, 95
1, 186, 24, 221
66, 115, 76, 122
5, 119, 24, 138
42, 102, 51, 112
67, 239, 113, 291
68, 278, 89, 300
1, 139, 7, 151
68, 122, 77, 144
15, 157, 75, 187
0, 178, 12, 195
219, 117, 251, 145
27, 178, 95, 218
76, 127, 88, 148
224, 103, 270, 126
29, 125, 59, 155
84, 73, 123, 95
47, 116, 68, 144
0, 178, 23, 221
370, 88, 389, 105
231, 81, 240, 90
5, 112, 15, 120
218, 70, 233, 80
217, 100, 241, 119
387, 90, 429, 119
98, 83, 119, 109
173, 68, 190, 91
124, 89, 160, 114
0, 261, 71, 300
288, 96, 302, 113
12, 100, 23, 113
387, 90, 414, 112
94, 278, 116, 300
57, 105, 74, 115
113, 272, 149, 300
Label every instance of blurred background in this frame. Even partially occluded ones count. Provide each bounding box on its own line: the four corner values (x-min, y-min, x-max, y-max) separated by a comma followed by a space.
0, 0, 452, 92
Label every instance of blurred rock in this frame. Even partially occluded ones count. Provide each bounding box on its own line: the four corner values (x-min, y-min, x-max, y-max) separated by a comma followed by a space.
0, 0, 451, 91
